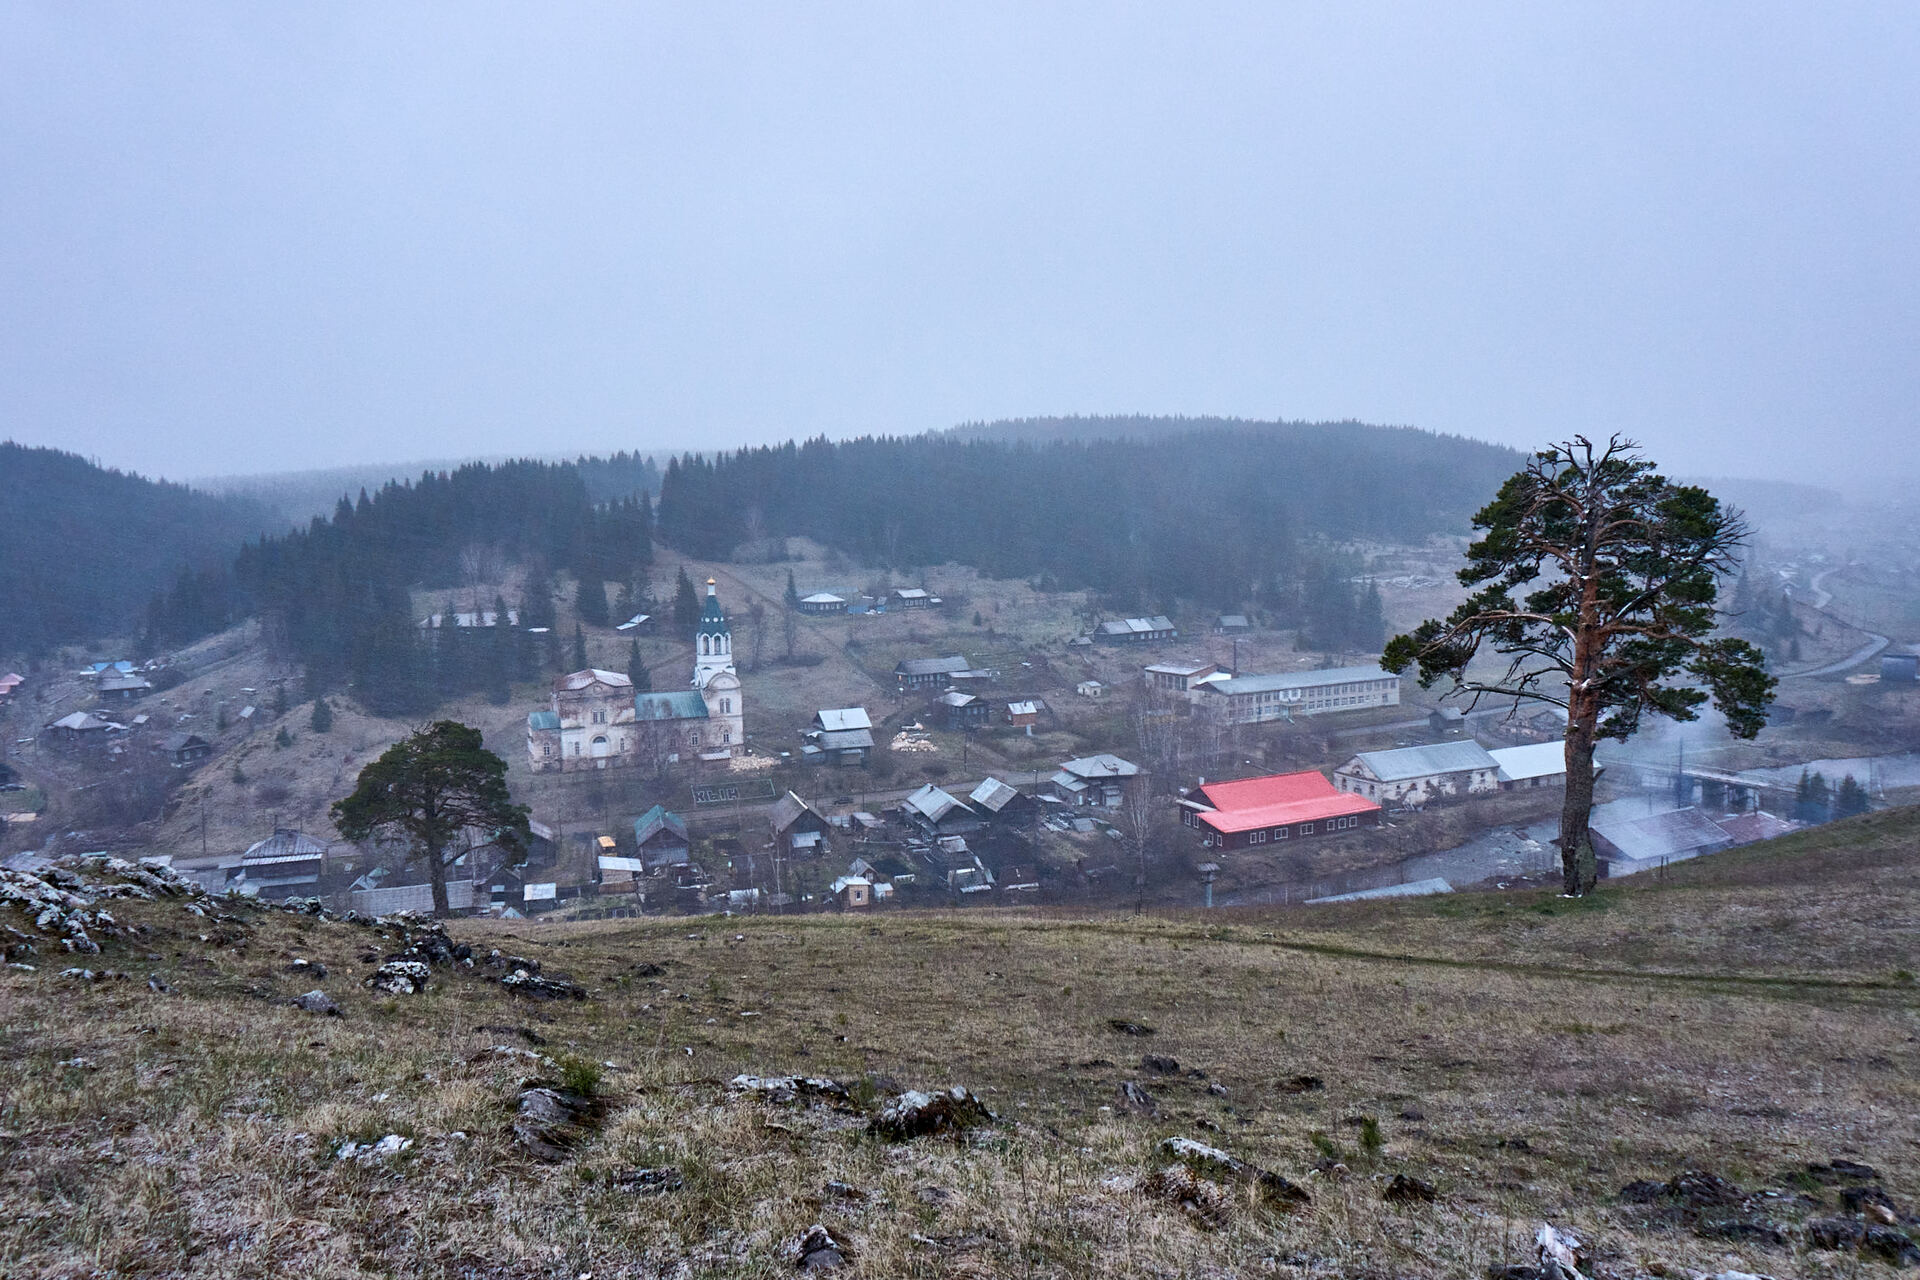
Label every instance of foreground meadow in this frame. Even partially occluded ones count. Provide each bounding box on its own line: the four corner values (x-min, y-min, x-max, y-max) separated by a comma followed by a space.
3, 809, 1917, 1278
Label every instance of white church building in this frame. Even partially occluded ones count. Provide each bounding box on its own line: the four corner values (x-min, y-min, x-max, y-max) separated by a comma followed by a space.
527, 578, 745, 772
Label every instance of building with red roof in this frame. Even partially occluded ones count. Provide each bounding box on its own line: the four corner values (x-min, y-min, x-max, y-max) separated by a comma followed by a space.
1178, 770, 1382, 850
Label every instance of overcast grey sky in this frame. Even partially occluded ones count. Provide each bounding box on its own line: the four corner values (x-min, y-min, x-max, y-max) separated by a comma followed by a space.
2, 3, 1915, 484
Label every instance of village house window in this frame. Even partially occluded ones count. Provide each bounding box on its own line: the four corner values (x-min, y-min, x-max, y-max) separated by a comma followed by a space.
1299, 822, 1314, 835
720, 698, 730, 714
1275, 826, 1287, 839
572, 742, 581, 755
1249, 829, 1265, 844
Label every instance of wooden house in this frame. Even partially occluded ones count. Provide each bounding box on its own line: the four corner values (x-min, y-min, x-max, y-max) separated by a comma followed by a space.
1094, 616, 1177, 644
1050, 754, 1143, 808
769, 791, 832, 859
895, 655, 970, 692
939, 690, 991, 729
633, 804, 692, 871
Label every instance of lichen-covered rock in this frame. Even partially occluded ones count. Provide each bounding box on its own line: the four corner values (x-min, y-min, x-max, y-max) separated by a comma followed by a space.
292, 989, 341, 1016
729, 1074, 852, 1106
513, 1085, 599, 1161
869, 1087, 995, 1140
500, 968, 586, 1000
367, 959, 431, 995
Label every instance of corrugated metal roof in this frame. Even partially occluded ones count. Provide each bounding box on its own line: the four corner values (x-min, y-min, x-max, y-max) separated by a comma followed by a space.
1098, 616, 1176, 635
1307, 878, 1452, 903
242, 829, 329, 863
527, 710, 560, 731
349, 880, 476, 915
904, 783, 969, 823
1143, 661, 1214, 677
633, 804, 689, 847
1202, 665, 1398, 697
1057, 753, 1141, 780
557, 668, 632, 691
801, 592, 845, 604
634, 691, 708, 721
1349, 741, 1496, 782
940, 691, 977, 706
1593, 805, 1731, 863
815, 707, 871, 731
1192, 770, 1379, 833
1489, 742, 1565, 782
818, 728, 874, 750
969, 777, 1020, 812
770, 791, 826, 834
48, 712, 114, 731
896, 655, 970, 676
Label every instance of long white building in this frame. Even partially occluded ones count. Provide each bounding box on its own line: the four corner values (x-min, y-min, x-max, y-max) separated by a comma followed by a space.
1191, 664, 1400, 725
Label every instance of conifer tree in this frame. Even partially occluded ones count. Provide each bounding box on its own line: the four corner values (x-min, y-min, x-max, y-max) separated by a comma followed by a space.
1386, 436, 1772, 896
1834, 774, 1869, 819
673, 566, 700, 629
572, 624, 588, 671
309, 698, 334, 734
628, 640, 650, 691
576, 577, 610, 628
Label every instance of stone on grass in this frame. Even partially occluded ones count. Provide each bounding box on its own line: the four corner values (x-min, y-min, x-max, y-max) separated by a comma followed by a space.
367, 959, 430, 995
1534, 1223, 1587, 1280
292, 989, 341, 1016
1841, 1184, 1901, 1223
1862, 1225, 1920, 1266
500, 968, 587, 1001
869, 1087, 995, 1141
1383, 1173, 1438, 1204
1140, 1054, 1180, 1074
729, 1074, 853, 1106
610, 1166, 683, 1194
1142, 1164, 1233, 1229
335, 1133, 412, 1162
1106, 1018, 1155, 1036
1158, 1135, 1312, 1207
512, 1084, 601, 1162
1117, 1080, 1157, 1114
792, 1223, 847, 1270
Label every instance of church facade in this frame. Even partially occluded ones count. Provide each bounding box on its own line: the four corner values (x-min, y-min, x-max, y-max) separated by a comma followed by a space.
527, 578, 745, 773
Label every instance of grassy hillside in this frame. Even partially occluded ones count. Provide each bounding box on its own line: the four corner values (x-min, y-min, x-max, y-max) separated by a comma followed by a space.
4, 811, 1918, 1277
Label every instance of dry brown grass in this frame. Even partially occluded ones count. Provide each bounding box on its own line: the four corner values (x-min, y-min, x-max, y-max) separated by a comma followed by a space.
4, 811, 1919, 1276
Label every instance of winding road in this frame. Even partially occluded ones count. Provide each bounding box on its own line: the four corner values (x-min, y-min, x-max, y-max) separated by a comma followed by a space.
1783, 566, 1890, 679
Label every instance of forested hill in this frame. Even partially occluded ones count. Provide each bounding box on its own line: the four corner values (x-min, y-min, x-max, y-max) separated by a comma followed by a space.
203, 451, 661, 525
142, 459, 653, 713
656, 426, 1521, 612
0, 443, 279, 655
947, 414, 1479, 449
